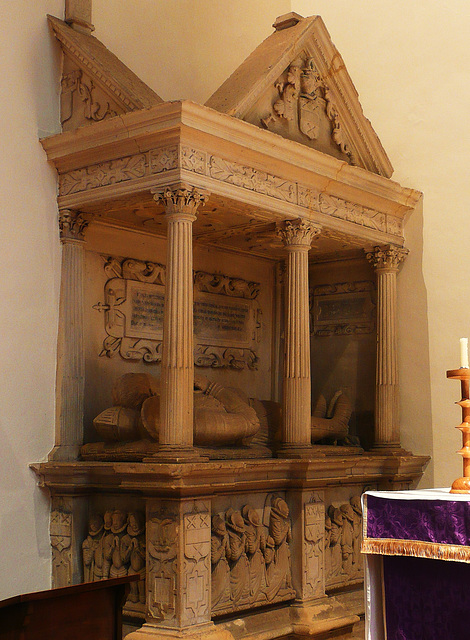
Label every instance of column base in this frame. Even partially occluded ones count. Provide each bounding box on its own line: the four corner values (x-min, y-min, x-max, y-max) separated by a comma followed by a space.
143, 445, 209, 463
276, 444, 314, 459
126, 622, 234, 640
290, 597, 360, 638
369, 444, 412, 456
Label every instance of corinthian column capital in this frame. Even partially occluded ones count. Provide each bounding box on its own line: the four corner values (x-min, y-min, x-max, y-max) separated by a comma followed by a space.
365, 244, 408, 271
153, 185, 210, 220
276, 219, 322, 249
59, 209, 91, 242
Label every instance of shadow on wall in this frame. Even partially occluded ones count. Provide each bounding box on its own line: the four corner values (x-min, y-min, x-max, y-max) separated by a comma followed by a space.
398, 197, 434, 487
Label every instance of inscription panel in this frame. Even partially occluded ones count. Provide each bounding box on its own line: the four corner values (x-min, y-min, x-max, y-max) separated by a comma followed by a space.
94, 257, 261, 369
311, 281, 375, 337
126, 281, 164, 340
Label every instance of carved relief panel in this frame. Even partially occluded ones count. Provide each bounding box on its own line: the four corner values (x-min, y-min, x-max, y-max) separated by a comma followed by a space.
243, 54, 355, 164
324, 490, 366, 589
211, 492, 296, 616
51, 498, 74, 588
93, 256, 261, 369
81, 508, 146, 618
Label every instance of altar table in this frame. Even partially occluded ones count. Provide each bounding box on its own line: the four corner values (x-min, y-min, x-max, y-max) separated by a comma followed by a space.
362, 488, 470, 640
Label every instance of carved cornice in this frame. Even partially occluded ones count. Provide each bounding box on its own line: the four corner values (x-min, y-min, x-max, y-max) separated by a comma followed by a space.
154, 185, 210, 219
276, 219, 322, 248
365, 244, 409, 271
58, 209, 91, 241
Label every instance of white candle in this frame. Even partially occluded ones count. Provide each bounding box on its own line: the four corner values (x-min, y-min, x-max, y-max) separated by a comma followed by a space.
461, 338, 469, 368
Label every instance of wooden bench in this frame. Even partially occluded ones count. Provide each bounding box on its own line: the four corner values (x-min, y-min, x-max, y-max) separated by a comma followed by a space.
0, 576, 138, 640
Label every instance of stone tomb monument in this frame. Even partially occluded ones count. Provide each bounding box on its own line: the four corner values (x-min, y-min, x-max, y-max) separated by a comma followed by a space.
33, 8, 429, 640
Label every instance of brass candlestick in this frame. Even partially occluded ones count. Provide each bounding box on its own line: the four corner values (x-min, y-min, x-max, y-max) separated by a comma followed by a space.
447, 368, 470, 493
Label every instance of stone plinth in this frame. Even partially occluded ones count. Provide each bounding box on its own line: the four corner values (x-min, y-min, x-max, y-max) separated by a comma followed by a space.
32, 452, 428, 640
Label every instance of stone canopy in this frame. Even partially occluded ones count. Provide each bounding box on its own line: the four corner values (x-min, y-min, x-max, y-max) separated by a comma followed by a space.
44, 13, 419, 262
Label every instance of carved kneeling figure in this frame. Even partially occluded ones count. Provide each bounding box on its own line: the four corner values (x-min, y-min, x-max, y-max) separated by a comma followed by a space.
93, 373, 260, 447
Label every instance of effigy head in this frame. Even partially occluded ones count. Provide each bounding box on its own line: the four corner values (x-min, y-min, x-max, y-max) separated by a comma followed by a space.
128, 511, 145, 536
340, 504, 354, 523
111, 509, 128, 533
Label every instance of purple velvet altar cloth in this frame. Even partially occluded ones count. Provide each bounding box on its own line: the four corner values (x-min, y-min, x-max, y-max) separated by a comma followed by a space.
365, 495, 470, 546
383, 555, 470, 640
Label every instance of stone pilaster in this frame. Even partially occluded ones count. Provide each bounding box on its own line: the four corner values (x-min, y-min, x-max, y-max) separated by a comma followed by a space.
49, 209, 90, 461
126, 498, 226, 640
50, 495, 88, 587
288, 490, 325, 603
277, 219, 321, 456
152, 186, 209, 460
366, 244, 408, 450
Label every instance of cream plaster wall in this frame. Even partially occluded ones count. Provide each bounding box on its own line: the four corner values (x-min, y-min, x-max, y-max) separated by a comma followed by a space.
0, 0, 63, 598
92, 0, 290, 104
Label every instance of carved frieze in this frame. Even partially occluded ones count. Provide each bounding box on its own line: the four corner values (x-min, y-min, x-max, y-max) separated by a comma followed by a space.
208, 156, 297, 204
59, 146, 180, 197
58, 144, 403, 240
211, 496, 295, 616
311, 281, 376, 336
93, 256, 261, 369
325, 495, 363, 588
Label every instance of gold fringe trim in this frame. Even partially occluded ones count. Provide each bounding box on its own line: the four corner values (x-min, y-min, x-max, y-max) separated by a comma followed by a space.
362, 537, 470, 564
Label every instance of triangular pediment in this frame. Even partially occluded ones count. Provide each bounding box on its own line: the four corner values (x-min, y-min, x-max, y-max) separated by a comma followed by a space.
206, 13, 393, 178
48, 15, 163, 132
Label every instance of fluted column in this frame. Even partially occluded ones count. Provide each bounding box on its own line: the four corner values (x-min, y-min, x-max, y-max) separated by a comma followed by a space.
49, 209, 90, 461
277, 219, 322, 456
366, 244, 408, 450
153, 186, 209, 460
